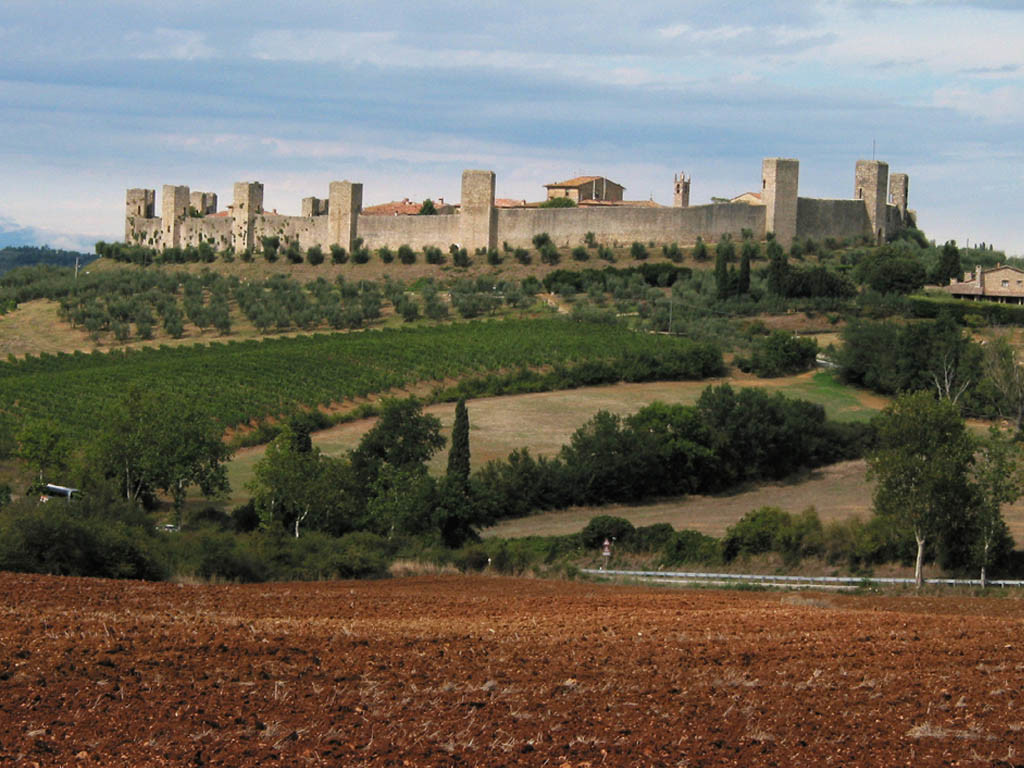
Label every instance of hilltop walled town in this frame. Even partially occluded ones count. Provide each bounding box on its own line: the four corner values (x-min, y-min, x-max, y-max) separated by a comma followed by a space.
125, 158, 915, 255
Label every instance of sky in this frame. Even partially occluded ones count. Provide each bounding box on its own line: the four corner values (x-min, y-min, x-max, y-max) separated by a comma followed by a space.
0, 0, 1021, 253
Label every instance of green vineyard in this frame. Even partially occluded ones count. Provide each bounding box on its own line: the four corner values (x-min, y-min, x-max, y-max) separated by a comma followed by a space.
0, 318, 721, 440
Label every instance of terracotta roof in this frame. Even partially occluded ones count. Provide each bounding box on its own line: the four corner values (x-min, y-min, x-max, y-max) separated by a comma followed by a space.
361, 198, 424, 216
544, 176, 622, 189
730, 192, 762, 202
495, 198, 528, 208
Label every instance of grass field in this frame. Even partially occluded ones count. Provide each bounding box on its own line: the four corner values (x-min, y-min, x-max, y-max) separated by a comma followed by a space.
222, 370, 887, 517
223, 370, 1024, 544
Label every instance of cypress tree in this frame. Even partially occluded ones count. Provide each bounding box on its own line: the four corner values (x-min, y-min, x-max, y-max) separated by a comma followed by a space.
447, 399, 470, 484
738, 246, 751, 294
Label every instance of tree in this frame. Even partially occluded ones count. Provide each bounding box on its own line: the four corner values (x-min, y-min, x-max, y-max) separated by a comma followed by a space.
737, 243, 751, 295
17, 419, 72, 483
350, 398, 445, 489
447, 399, 471, 486
969, 427, 1022, 586
983, 334, 1024, 434
867, 392, 976, 588
249, 426, 351, 537
932, 240, 962, 285
715, 240, 730, 300
418, 199, 438, 215
89, 388, 231, 512
765, 237, 787, 294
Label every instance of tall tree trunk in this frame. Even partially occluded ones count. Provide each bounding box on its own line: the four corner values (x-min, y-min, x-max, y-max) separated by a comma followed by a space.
914, 533, 926, 589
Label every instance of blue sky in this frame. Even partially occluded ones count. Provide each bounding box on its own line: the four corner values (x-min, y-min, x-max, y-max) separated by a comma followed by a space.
0, 0, 1021, 253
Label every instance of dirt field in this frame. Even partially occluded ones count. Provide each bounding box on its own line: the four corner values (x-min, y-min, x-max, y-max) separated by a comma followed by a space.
2, 572, 1023, 767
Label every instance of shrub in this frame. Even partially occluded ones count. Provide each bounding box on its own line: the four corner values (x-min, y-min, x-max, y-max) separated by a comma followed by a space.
692, 237, 709, 261
584, 231, 597, 248
597, 246, 615, 262
662, 242, 683, 262
630, 242, 649, 261
580, 515, 636, 549
539, 197, 575, 208
398, 244, 416, 265
571, 246, 589, 262
532, 232, 552, 250
486, 249, 502, 266
514, 248, 532, 265
424, 246, 445, 265
660, 530, 721, 566
539, 243, 560, 265
748, 331, 818, 377
306, 245, 324, 266
377, 246, 394, 263
452, 248, 471, 268
260, 236, 280, 262
330, 244, 348, 264
284, 240, 303, 264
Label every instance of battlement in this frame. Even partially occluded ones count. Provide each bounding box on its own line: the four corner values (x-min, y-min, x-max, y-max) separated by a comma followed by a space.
123, 158, 912, 255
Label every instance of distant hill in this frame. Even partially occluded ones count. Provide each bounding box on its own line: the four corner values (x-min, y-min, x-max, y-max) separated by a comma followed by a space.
0, 246, 95, 276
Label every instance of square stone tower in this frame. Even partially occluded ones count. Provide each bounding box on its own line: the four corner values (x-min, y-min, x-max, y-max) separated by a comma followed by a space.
673, 172, 690, 208
125, 188, 155, 243
761, 158, 799, 246
161, 185, 190, 249
328, 181, 362, 252
889, 172, 909, 223
459, 170, 497, 253
232, 182, 264, 253
855, 160, 889, 244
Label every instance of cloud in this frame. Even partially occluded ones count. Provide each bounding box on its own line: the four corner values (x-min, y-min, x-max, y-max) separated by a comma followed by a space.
933, 84, 1024, 122
123, 28, 216, 61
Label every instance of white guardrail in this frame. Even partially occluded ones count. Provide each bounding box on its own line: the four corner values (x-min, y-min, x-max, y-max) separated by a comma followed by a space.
581, 568, 1024, 589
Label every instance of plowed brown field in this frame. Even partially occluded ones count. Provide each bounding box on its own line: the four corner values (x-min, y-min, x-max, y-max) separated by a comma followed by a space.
2, 572, 1023, 767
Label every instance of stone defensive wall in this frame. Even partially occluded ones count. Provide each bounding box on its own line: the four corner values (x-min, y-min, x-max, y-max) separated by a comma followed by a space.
124, 158, 913, 256
496, 204, 765, 249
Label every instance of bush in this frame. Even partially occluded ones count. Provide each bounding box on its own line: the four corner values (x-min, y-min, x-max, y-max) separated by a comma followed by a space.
377, 246, 394, 264
486, 249, 502, 266
571, 246, 589, 262
330, 245, 348, 264
452, 248, 471, 268
580, 515, 636, 549
747, 331, 818, 377
260, 236, 280, 262
660, 530, 721, 566
630, 242, 649, 261
285, 240, 303, 264
539, 243, 560, 265
398, 244, 416, 264
424, 246, 445, 265
584, 231, 597, 248
514, 248, 532, 265
306, 245, 324, 266
532, 232, 552, 249
597, 246, 615, 262
663, 242, 682, 262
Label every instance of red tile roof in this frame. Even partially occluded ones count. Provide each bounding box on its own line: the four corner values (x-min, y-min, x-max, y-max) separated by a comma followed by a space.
361, 198, 423, 216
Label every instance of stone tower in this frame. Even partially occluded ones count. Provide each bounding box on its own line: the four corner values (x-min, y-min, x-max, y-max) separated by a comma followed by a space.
459, 170, 497, 253
328, 181, 362, 253
161, 185, 190, 249
189, 191, 218, 215
125, 188, 155, 243
232, 182, 264, 254
889, 172, 909, 224
673, 172, 690, 208
855, 160, 889, 244
761, 158, 799, 246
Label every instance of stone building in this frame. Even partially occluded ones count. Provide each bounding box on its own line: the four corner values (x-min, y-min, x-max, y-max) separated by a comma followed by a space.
124, 158, 915, 256
945, 265, 1024, 304
543, 176, 625, 203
